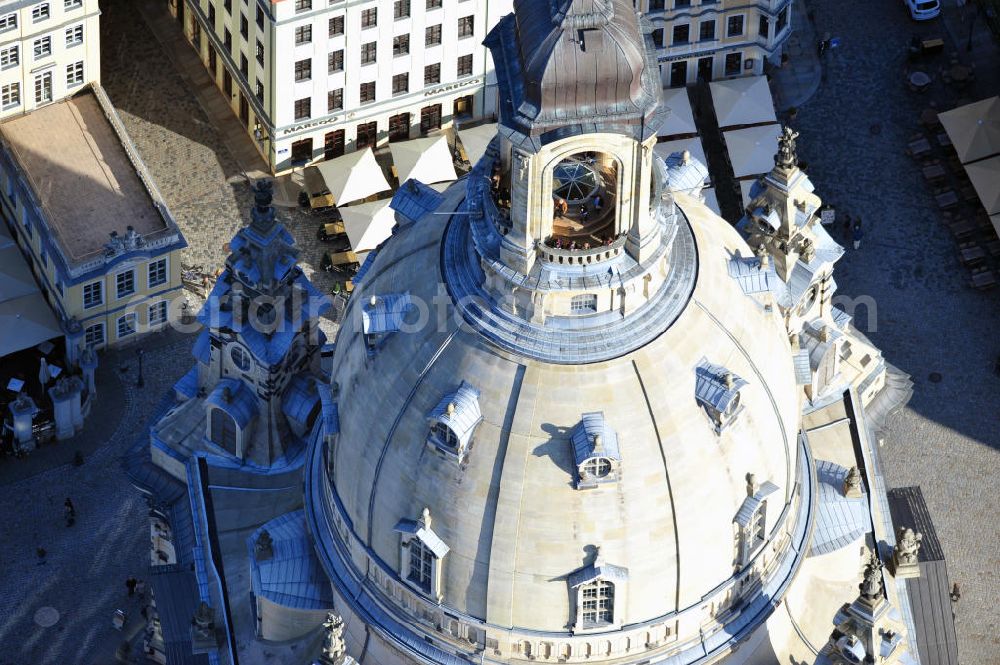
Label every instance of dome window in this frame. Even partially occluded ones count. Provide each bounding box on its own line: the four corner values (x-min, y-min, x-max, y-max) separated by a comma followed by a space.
568, 550, 628, 632
734, 473, 778, 569
394, 508, 449, 601
571, 412, 621, 489
361, 293, 413, 355
426, 381, 483, 462
694, 360, 748, 434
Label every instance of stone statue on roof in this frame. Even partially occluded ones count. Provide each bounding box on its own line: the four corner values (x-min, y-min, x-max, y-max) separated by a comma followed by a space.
775, 126, 800, 170
859, 549, 884, 600
895, 527, 923, 566
319, 612, 347, 664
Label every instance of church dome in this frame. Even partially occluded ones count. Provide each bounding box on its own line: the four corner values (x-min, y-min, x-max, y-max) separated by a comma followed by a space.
310, 187, 807, 659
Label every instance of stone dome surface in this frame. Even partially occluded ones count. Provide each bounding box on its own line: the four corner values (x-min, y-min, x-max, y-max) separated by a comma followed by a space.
321, 189, 801, 633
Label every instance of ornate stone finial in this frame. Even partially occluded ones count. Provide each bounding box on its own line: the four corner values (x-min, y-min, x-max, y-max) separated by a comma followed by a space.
860, 549, 884, 601
191, 601, 215, 640
592, 433, 604, 455
774, 126, 800, 170
369, 295, 378, 308
893, 527, 923, 579
680, 150, 691, 165
420, 507, 432, 530
320, 612, 347, 664
745, 473, 759, 498
446, 402, 456, 417
104, 225, 147, 258
250, 179, 277, 233
843, 466, 863, 498
255, 529, 273, 561
724, 373, 735, 390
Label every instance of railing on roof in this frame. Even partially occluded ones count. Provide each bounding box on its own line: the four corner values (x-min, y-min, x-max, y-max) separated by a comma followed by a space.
538, 233, 628, 266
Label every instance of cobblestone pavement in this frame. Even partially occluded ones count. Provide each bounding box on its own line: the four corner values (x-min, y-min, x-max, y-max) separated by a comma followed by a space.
99, 0, 340, 299
0, 333, 195, 663
794, 1, 1000, 660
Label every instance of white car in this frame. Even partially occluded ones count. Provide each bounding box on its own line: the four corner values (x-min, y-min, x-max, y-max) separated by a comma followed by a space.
905, 0, 941, 20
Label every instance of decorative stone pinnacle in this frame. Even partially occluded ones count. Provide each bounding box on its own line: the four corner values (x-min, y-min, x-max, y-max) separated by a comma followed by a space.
592, 433, 604, 454
420, 507, 432, 530
746, 473, 758, 497
860, 549, 884, 600
774, 126, 800, 170
446, 402, 456, 417
250, 179, 277, 233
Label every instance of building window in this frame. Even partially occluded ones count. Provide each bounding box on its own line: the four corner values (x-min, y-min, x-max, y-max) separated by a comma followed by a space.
328, 49, 343, 72
457, 54, 472, 77
294, 58, 311, 81
420, 104, 441, 133
32, 3, 50, 22
394, 0, 410, 19
223, 0, 232, 14
425, 24, 441, 46
777, 6, 790, 33
66, 0, 83, 9
388, 112, 409, 142
356, 121, 377, 149
424, 62, 440, 85
673, 24, 689, 45
361, 41, 376, 64
255, 5, 264, 29
329, 15, 344, 36
0, 45, 16, 68
117, 312, 137, 339
294, 97, 310, 120
116, 269, 136, 299
426, 0, 442, 8
648, 0, 664, 10
294, 0, 311, 12
724, 52, 742, 76
291, 137, 313, 164
395, 509, 447, 599
240, 13, 248, 38
393, 34, 409, 56
674, 0, 691, 7
83, 281, 103, 309
210, 408, 238, 454
580, 581, 614, 627
407, 538, 433, 592
33, 36, 52, 59
208, 4, 216, 29
361, 7, 377, 28
256, 39, 264, 65
457, 15, 474, 38
148, 258, 168, 288
570, 294, 597, 313
391, 73, 408, 96
65, 24, 83, 47
651, 28, 663, 48
149, 300, 168, 327
694, 360, 746, 432
324, 130, 345, 159
699, 19, 716, 41
34, 72, 52, 103
727, 14, 744, 37
295, 24, 312, 45
327, 87, 343, 111
224, 28, 232, 52
758, 14, 770, 39
255, 79, 264, 102
0, 13, 15, 31
1, 82, 20, 108
84, 323, 105, 347
66, 61, 84, 87
359, 81, 375, 104
735, 475, 776, 568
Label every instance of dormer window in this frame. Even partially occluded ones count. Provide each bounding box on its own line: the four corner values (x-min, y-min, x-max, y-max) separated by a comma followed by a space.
426, 381, 482, 462
734, 473, 778, 569
569, 550, 627, 632
694, 360, 747, 433
361, 293, 413, 355
395, 508, 448, 601
571, 412, 621, 489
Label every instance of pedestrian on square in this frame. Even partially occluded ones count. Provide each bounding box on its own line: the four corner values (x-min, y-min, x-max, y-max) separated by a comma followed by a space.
126, 577, 137, 597
63, 498, 75, 526
852, 219, 864, 250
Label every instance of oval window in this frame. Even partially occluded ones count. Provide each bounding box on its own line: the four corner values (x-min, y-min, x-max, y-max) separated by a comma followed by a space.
230, 345, 251, 372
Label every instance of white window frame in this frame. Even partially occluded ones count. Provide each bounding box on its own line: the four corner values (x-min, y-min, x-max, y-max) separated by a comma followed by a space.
33, 36, 52, 60
1, 82, 20, 108
726, 12, 745, 38
82, 279, 103, 309
32, 3, 50, 22
0, 13, 16, 31
117, 312, 137, 339
148, 300, 168, 327
65, 24, 83, 47
0, 45, 19, 69
579, 580, 615, 628
84, 322, 105, 347
147, 257, 168, 288
66, 60, 84, 87
115, 268, 136, 299
64, 0, 83, 10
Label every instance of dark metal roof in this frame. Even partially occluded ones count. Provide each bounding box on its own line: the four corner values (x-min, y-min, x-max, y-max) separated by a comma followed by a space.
887, 486, 959, 665
149, 564, 211, 665
487, 0, 666, 146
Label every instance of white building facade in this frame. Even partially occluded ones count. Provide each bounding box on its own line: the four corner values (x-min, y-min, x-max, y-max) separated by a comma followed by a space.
171, 0, 511, 174
0, 0, 101, 120
638, 0, 792, 87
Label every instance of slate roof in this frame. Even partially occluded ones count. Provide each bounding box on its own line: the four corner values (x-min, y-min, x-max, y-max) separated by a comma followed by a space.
352, 250, 379, 285
282, 374, 321, 426
426, 381, 483, 448
734, 481, 779, 527
361, 293, 414, 335
809, 460, 871, 557
393, 519, 450, 558
887, 487, 959, 665
695, 360, 748, 413
663, 150, 709, 194
248, 511, 335, 610
205, 378, 258, 429
568, 558, 629, 588
149, 564, 211, 665
390, 179, 445, 224
571, 411, 622, 466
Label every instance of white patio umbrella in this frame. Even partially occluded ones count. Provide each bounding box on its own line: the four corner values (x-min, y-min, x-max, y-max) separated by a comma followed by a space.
724, 125, 783, 178
658, 88, 697, 138
710, 76, 778, 129
339, 200, 398, 256
653, 136, 708, 169
938, 96, 1000, 164
964, 155, 1000, 214
457, 123, 498, 166
313, 147, 391, 206
389, 135, 458, 185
